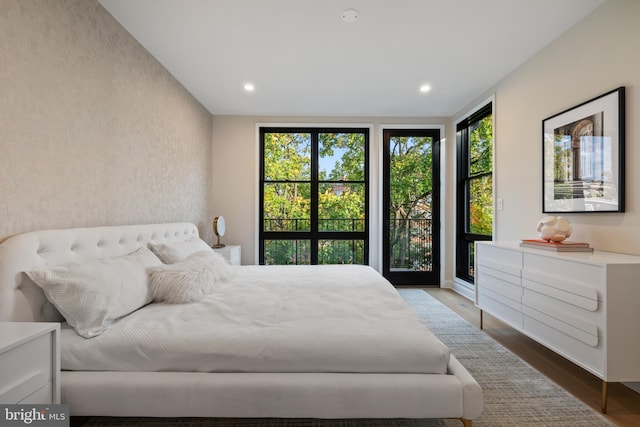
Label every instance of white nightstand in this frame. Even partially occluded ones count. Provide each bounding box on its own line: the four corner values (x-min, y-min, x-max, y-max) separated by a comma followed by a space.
0, 322, 60, 404
212, 245, 241, 265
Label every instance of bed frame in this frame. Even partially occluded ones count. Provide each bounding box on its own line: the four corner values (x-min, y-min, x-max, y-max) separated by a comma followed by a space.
0, 223, 482, 425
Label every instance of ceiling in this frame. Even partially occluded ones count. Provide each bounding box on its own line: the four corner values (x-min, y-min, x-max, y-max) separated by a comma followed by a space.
99, 0, 605, 117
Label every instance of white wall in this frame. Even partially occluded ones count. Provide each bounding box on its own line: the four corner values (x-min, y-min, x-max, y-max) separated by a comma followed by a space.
455, 0, 640, 255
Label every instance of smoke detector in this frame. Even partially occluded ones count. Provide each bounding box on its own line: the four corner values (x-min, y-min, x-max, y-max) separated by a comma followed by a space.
341, 8, 358, 23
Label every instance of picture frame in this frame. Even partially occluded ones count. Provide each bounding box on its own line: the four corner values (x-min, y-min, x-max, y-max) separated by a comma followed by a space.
542, 87, 625, 213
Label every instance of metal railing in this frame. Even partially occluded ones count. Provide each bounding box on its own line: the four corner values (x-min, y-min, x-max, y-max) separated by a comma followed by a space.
263, 238, 365, 265
263, 218, 431, 269
389, 218, 432, 271
263, 218, 365, 265
264, 218, 364, 232
263, 239, 311, 265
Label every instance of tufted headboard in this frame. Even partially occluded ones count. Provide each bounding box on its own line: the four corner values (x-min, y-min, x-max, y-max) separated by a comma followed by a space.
0, 223, 199, 322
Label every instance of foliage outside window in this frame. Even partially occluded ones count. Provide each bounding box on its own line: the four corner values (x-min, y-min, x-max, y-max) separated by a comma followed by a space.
260, 128, 368, 265
388, 134, 434, 272
456, 104, 493, 283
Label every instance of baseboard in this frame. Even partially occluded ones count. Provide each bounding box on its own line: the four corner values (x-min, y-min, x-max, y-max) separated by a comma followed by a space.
440, 279, 454, 289
450, 279, 475, 301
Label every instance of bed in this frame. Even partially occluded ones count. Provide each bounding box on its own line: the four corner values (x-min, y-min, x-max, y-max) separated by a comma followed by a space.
0, 222, 482, 425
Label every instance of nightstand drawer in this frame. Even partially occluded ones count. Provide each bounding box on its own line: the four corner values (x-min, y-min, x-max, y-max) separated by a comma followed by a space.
213, 245, 241, 265
0, 331, 53, 403
18, 382, 53, 404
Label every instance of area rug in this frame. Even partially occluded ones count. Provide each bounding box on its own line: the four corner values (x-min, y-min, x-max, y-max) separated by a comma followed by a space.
77, 289, 614, 427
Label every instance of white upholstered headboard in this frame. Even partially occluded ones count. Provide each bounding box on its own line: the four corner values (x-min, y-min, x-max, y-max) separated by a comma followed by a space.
0, 223, 199, 322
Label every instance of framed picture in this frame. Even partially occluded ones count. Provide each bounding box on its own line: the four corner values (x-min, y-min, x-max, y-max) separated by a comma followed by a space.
542, 87, 625, 213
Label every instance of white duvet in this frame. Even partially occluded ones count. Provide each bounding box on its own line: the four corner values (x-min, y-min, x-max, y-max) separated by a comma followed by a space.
61, 265, 450, 374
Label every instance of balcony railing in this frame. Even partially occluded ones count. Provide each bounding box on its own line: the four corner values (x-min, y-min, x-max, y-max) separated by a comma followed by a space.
263, 218, 364, 265
264, 218, 364, 232
389, 218, 432, 271
263, 218, 431, 269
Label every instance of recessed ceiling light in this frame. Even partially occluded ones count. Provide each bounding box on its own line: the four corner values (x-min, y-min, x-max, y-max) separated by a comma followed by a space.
419, 84, 431, 93
341, 8, 358, 23
244, 83, 255, 92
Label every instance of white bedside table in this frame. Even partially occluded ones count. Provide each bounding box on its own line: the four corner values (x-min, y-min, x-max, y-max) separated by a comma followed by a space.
0, 322, 60, 404
212, 245, 241, 265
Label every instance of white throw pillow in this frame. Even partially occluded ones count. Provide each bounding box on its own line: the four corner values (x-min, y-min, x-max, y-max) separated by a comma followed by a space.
148, 237, 213, 264
148, 250, 231, 304
25, 246, 162, 338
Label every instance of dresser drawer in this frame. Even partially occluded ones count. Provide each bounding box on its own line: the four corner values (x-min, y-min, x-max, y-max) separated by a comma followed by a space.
523, 252, 604, 296
0, 331, 53, 403
477, 286, 523, 329
522, 287, 602, 343
524, 309, 604, 376
477, 265, 521, 303
18, 382, 53, 404
522, 276, 600, 311
477, 244, 522, 276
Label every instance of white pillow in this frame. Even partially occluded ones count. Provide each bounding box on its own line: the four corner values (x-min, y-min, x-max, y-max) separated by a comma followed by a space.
148, 237, 212, 264
148, 250, 231, 304
25, 246, 162, 338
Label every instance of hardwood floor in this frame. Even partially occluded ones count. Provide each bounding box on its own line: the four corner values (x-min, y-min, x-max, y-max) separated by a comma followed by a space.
424, 287, 640, 427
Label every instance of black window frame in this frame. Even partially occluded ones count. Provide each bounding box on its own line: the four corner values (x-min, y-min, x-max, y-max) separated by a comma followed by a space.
456, 103, 493, 283
382, 128, 441, 285
259, 127, 369, 265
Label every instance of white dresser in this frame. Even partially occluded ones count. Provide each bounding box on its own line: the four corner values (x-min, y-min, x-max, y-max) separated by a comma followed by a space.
0, 322, 60, 404
475, 241, 640, 412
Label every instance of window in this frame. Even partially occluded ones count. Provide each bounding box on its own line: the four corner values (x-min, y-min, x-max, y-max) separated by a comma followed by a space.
456, 104, 493, 283
259, 127, 369, 265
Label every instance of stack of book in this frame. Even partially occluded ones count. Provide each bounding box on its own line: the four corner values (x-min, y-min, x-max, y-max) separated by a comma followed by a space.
519, 239, 594, 252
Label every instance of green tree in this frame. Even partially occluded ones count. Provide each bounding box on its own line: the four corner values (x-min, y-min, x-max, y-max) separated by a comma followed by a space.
319, 132, 365, 181
263, 133, 311, 232
468, 116, 493, 235
469, 116, 493, 174
388, 136, 433, 269
389, 136, 433, 221
318, 133, 366, 232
